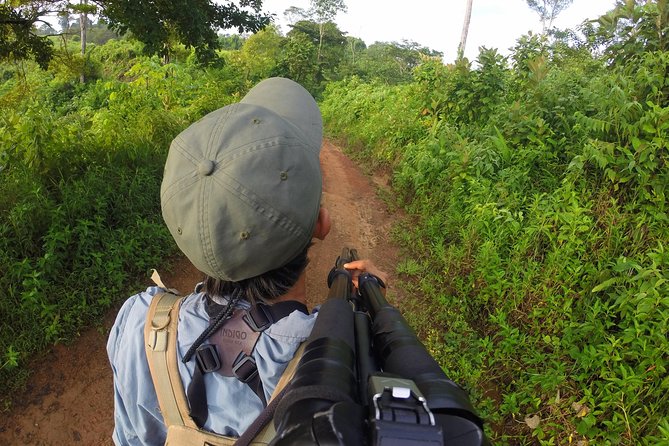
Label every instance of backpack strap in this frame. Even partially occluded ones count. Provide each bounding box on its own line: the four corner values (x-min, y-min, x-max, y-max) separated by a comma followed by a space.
244, 301, 308, 332
144, 291, 197, 429
188, 301, 309, 427
234, 342, 307, 446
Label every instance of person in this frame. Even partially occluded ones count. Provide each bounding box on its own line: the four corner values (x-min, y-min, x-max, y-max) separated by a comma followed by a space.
107, 77, 388, 445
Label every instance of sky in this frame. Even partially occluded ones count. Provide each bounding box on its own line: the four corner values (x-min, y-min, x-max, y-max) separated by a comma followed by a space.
256, 0, 618, 62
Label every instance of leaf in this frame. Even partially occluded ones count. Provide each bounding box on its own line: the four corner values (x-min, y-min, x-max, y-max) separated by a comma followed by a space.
613, 259, 640, 272
592, 277, 618, 293
525, 414, 541, 429
572, 402, 590, 417
642, 123, 655, 134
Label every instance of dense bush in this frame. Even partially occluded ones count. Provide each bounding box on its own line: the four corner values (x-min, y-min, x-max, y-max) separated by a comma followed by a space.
0, 40, 245, 405
322, 25, 668, 446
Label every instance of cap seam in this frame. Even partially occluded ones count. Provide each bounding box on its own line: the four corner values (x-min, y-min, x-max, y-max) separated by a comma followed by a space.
212, 171, 309, 239
233, 103, 319, 152
200, 169, 220, 278
208, 104, 235, 160
216, 137, 310, 164
201, 107, 225, 275
160, 137, 202, 205
161, 173, 199, 209
172, 136, 202, 165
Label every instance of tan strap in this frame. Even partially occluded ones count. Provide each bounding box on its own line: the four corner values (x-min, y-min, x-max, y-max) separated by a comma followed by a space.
150, 269, 181, 295
165, 425, 237, 446
246, 423, 276, 445
234, 342, 307, 445
144, 292, 197, 429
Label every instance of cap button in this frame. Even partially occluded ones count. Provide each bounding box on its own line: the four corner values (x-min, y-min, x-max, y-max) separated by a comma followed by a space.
198, 159, 215, 176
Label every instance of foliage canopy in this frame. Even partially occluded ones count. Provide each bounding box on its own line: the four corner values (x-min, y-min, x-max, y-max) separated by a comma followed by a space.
0, 0, 271, 67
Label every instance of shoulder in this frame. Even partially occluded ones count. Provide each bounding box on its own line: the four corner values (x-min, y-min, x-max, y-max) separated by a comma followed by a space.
107, 286, 162, 359
107, 287, 209, 444
255, 307, 317, 367
107, 287, 169, 445
265, 308, 317, 343
254, 307, 316, 401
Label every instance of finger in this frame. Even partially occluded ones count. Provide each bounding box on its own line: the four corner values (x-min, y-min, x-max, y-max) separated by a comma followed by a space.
344, 260, 389, 286
343, 260, 367, 270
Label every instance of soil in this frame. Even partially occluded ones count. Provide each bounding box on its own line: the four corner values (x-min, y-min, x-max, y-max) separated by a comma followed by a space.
0, 140, 404, 445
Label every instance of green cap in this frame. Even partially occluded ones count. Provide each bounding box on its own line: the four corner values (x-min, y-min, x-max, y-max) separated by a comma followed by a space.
161, 78, 323, 281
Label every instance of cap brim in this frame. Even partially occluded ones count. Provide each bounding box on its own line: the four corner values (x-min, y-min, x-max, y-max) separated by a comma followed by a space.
241, 77, 323, 151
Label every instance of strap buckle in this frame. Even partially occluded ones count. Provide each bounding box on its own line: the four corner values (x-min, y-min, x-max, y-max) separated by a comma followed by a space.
244, 303, 273, 332
195, 344, 221, 373
232, 352, 259, 383
373, 386, 435, 426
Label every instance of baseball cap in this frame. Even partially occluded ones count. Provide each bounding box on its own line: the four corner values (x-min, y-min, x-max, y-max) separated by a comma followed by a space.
160, 77, 323, 282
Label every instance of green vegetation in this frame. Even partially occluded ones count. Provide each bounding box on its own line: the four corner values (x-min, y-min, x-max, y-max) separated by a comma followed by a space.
321, 2, 669, 444
2, 1, 668, 444
0, 37, 246, 406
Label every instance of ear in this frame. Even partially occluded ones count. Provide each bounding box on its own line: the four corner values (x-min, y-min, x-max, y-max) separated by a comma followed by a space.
312, 207, 331, 240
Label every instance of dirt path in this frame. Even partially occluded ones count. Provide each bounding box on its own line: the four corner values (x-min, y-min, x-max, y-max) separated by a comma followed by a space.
0, 140, 402, 445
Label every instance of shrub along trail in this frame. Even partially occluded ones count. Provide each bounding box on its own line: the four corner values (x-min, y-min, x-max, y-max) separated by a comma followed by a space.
0, 139, 403, 445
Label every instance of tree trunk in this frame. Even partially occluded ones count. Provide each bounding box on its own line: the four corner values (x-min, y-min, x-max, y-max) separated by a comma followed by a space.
457, 0, 474, 60
317, 22, 324, 63
80, 0, 87, 83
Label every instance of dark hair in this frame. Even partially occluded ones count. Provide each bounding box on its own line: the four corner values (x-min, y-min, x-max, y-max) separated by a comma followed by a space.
201, 244, 312, 304
183, 245, 312, 364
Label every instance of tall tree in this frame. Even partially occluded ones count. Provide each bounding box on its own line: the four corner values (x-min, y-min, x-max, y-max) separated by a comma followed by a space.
458, 0, 474, 59
0, 3, 54, 69
346, 35, 365, 65
312, 0, 346, 61
78, 0, 89, 82
101, 0, 271, 64
286, 19, 346, 83
526, 0, 574, 32
58, 12, 71, 34
283, 0, 347, 62
278, 31, 318, 87
358, 40, 442, 84
238, 25, 282, 82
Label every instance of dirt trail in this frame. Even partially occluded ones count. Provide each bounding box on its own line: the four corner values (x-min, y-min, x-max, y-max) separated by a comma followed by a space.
0, 140, 402, 445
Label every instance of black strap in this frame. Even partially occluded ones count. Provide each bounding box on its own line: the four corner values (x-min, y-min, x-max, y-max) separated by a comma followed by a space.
232, 351, 265, 404
244, 301, 308, 331
188, 348, 269, 428
187, 361, 208, 427
186, 300, 308, 428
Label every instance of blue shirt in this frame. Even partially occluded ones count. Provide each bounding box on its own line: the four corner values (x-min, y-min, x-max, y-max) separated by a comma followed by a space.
107, 286, 317, 446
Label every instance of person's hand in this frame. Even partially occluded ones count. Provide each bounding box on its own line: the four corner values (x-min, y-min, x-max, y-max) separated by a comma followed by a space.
343, 259, 389, 294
